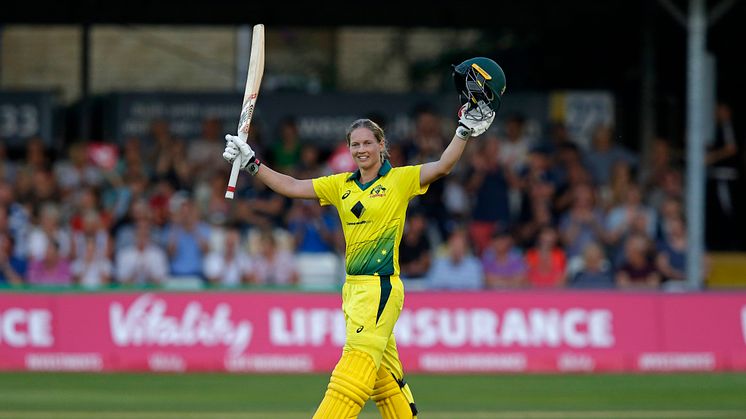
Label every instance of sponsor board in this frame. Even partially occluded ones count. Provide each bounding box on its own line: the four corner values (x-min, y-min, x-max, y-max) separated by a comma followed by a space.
1, 292, 745, 373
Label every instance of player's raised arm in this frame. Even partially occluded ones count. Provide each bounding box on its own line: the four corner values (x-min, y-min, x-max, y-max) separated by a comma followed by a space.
419, 102, 494, 187
222, 134, 317, 199
420, 57, 506, 188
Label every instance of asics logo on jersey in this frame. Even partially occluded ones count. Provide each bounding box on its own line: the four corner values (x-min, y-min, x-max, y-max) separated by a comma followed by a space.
342, 190, 351, 199
356, 326, 364, 333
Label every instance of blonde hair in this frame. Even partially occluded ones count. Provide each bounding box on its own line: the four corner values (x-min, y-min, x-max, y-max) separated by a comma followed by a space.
345, 119, 390, 162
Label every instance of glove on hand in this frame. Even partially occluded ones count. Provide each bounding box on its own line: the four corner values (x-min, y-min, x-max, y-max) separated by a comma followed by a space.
222, 134, 255, 170
455, 102, 496, 139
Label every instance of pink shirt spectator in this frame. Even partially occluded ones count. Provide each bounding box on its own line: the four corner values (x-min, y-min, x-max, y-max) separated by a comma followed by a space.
482, 250, 527, 281
27, 258, 72, 286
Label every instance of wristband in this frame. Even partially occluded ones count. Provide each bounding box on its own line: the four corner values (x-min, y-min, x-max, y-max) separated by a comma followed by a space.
246, 156, 262, 176
456, 125, 472, 140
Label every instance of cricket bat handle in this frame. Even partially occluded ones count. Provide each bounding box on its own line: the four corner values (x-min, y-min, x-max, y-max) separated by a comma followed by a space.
225, 158, 242, 199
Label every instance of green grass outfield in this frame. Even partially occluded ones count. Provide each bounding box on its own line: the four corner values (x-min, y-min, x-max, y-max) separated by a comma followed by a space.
1, 372, 745, 419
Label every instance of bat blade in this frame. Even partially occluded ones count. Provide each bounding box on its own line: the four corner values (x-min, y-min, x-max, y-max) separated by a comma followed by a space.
226, 24, 265, 199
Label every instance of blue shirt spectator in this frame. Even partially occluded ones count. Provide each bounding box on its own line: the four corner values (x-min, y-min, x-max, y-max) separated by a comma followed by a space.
428, 229, 483, 290
0, 234, 26, 285
586, 124, 637, 186
567, 242, 615, 289
288, 201, 340, 253
163, 198, 211, 278
559, 184, 605, 258
656, 217, 687, 284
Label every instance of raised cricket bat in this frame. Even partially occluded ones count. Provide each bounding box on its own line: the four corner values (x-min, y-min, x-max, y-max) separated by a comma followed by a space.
225, 24, 265, 199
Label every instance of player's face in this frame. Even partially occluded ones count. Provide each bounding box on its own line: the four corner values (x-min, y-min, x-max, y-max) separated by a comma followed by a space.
348, 128, 382, 171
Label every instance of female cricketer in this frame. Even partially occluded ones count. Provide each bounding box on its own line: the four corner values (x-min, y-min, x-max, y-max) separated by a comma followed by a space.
223, 57, 505, 419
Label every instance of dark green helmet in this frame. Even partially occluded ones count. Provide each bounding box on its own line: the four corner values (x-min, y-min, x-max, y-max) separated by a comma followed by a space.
453, 57, 506, 120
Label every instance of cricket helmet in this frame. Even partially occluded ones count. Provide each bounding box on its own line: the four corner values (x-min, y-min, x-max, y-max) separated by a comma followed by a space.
453, 57, 506, 121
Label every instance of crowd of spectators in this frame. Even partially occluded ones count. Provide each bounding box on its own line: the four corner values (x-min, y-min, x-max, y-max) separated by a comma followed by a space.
0, 103, 740, 291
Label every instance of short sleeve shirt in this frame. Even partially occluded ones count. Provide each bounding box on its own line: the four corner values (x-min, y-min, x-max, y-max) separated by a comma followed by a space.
312, 160, 428, 277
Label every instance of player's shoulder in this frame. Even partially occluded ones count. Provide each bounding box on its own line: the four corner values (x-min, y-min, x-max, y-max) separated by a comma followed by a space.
388, 164, 421, 178
315, 171, 354, 184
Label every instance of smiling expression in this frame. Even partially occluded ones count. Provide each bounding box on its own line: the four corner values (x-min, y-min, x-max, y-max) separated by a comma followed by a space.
348, 127, 383, 171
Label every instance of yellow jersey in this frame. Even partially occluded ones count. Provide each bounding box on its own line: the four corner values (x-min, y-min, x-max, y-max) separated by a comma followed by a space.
312, 160, 428, 277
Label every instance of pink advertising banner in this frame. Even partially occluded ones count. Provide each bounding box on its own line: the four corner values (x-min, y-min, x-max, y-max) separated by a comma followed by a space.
1, 291, 745, 373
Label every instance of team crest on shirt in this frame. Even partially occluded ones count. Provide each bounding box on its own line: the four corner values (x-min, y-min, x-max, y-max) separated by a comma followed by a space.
369, 184, 387, 198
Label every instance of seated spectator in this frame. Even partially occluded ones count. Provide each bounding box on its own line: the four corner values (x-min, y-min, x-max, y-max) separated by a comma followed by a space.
406, 107, 449, 238
71, 235, 112, 288
116, 136, 153, 180
559, 183, 605, 259
195, 171, 232, 225
599, 160, 633, 211
104, 169, 151, 226
482, 230, 527, 289
71, 209, 112, 261
187, 117, 226, 181
518, 145, 558, 190
114, 198, 159, 252
115, 221, 168, 286
443, 176, 471, 227
466, 135, 513, 255
27, 203, 71, 261
155, 138, 191, 191
235, 176, 289, 228
27, 240, 72, 286
0, 233, 25, 286
567, 242, 615, 289
553, 159, 593, 215
287, 200, 342, 254
428, 229, 483, 290
586, 124, 637, 186
69, 187, 113, 234
248, 228, 298, 286
499, 113, 533, 174
399, 210, 433, 282
268, 117, 302, 173
604, 184, 656, 260
648, 168, 684, 212
542, 121, 575, 155
204, 226, 252, 287
656, 217, 687, 290
164, 197, 211, 280
654, 195, 683, 245
295, 143, 328, 179
0, 182, 31, 260
53, 142, 104, 196
640, 137, 678, 198
615, 233, 661, 290
515, 178, 555, 248
525, 226, 566, 288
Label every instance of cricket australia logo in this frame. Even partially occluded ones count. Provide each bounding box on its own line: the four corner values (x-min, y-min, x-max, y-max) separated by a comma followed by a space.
369, 184, 387, 198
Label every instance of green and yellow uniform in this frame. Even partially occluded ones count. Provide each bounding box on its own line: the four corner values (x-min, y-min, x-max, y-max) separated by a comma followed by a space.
312, 160, 423, 418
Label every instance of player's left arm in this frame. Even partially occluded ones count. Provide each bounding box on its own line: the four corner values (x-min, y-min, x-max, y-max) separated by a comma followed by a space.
419, 133, 469, 187
420, 103, 495, 187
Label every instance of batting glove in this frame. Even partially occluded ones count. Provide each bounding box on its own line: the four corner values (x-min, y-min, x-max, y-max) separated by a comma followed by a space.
223, 134, 255, 169
455, 102, 496, 139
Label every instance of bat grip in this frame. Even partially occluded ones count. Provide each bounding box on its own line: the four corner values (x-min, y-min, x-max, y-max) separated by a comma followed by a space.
225, 158, 242, 199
